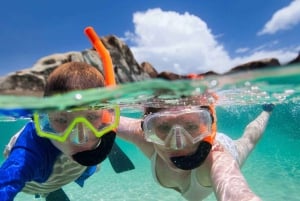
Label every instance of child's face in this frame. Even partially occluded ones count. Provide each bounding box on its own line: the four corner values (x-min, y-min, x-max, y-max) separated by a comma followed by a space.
48, 110, 103, 156
34, 105, 120, 158
48, 110, 104, 140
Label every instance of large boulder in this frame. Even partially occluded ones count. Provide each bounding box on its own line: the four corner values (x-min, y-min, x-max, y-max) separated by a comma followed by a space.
288, 52, 300, 64
1, 34, 300, 95
0, 35, 154, 96
224, 58, 280, 74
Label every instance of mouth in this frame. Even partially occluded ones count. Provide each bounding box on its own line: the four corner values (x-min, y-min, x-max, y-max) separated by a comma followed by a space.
168, 144, 199, 157
71, 138, 101, 153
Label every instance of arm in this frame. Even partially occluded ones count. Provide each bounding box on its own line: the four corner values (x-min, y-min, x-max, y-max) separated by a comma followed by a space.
235, 104, 274, 166
0, 122, 60, 200
117, 116, 154, 158
208, 143, 262, 201
0, 152, 34, 200
117, 116, 144, 143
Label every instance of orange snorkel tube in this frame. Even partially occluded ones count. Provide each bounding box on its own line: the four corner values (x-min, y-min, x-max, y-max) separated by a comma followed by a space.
84, 26, 118, 125
84, 27, 135, 173
84, 26, 116, 86
203, 105, 217, 145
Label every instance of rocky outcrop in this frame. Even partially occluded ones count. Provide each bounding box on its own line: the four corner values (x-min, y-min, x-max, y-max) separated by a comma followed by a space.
224, 58, 280, 74
0, 35, 155, 96
153, 58, 284, 80
288, 52, 300, 64
0, 35, 299, 95
140, 62, 158, 78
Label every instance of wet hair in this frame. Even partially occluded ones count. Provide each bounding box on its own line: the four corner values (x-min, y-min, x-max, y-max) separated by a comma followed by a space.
144, 94, 217, 115
44, 62, 105, 96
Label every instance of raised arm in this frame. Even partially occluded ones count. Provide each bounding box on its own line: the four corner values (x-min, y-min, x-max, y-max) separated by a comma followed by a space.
117, 116, 154, 158
117, 116, 144, 142
209, 143, 262, 201
235, 104, 274, 166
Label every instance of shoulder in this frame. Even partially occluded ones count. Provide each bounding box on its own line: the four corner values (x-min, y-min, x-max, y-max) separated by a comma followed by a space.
214, 133, 239, 162
9, 121, 61, 162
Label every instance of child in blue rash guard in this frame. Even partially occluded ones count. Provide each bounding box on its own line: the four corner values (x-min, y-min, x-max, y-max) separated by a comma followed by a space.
0, 62, 119, 201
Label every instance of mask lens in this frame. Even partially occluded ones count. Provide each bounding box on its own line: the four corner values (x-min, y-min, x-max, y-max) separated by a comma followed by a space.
143, 108, 212, 147
69, 123, 89, 144
33, 105, 120, 142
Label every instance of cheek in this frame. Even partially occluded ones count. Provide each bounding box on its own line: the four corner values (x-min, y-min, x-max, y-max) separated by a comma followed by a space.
51, 140, 72, 155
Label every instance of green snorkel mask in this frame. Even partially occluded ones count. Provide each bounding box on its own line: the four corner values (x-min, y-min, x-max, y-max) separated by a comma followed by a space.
33, 105, 120, 143
33, 27, 121, 166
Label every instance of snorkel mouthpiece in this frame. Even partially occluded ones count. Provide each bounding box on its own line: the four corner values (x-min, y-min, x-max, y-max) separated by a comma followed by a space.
72, 131, 116, 166
170, 141, 212, 170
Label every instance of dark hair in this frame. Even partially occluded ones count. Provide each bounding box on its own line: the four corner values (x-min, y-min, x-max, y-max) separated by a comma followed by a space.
143, 94, 217, 115
44, 62, 105, 96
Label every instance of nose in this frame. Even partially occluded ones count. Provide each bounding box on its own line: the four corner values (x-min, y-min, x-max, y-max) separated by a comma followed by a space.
167, 126, 187, 150
71, 123, 88, 144
77, 123, 87, 143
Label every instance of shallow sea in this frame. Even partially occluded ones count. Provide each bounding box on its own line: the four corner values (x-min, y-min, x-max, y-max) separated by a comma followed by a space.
1, 64, 300, 201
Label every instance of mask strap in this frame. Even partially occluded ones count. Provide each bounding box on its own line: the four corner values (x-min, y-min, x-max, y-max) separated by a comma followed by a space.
202, 104, 217, 144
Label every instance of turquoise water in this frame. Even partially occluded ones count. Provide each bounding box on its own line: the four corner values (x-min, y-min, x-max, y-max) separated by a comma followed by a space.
1, 64, 300, 200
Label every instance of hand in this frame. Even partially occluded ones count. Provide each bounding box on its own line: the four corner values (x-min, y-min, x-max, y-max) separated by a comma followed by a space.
262, 103, 275, 112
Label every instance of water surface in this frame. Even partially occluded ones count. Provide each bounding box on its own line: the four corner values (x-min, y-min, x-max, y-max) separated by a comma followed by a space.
1, 64, 299, 201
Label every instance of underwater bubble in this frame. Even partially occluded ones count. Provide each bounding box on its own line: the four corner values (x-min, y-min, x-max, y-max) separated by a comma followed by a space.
74, 93, 83, 100
244, 81, 251, 86
251, 86, 259, 91
209, 79, 218, 88
194, 87, 201, 93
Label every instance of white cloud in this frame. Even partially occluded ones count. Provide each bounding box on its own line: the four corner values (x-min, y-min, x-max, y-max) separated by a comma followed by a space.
258, 0, 300, 35
124, 8, 298, 75
235, 48, 250, 54
124, 8, 232, 74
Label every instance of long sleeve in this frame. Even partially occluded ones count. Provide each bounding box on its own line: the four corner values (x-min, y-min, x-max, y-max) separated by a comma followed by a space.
0, 122, 60, 201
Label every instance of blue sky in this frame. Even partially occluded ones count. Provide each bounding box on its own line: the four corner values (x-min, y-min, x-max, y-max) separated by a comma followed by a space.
0, 0, 299, 76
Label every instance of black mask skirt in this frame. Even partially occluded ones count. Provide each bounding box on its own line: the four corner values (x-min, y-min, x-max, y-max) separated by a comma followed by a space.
72, 131, 116, 166
170, 141, 212, 170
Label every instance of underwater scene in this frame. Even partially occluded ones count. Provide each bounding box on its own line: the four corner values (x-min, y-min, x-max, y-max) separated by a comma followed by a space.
1, 64, 300, 201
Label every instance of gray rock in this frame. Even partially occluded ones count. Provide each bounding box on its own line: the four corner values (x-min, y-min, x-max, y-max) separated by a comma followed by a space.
1, 34, 300, 96
0, 35, 153, 96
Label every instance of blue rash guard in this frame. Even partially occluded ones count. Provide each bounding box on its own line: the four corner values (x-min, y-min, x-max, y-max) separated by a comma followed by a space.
0, 121, 96, 201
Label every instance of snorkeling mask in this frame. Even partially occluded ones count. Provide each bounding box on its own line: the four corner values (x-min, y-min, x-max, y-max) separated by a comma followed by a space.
33, 105, 120, 144
143, 105, 217, 170
143, 107, 213, 149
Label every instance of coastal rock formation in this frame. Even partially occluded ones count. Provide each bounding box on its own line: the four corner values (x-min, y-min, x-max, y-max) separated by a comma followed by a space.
154, 58, 282, 80
0, 35, 299, 94
224, 58, 280, 74
288, 51, 300, 64
0, 36, 154, 96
